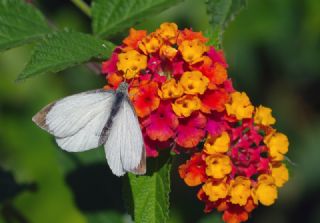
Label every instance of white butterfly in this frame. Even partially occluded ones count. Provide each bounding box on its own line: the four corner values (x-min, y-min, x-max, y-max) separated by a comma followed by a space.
32, 82, 146, 176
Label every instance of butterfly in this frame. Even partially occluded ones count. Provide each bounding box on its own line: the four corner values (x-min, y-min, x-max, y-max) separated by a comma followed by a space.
32, 82, 146, 177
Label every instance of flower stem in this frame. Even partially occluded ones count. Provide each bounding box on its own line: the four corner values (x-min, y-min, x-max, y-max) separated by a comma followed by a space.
70, 0, 91, 17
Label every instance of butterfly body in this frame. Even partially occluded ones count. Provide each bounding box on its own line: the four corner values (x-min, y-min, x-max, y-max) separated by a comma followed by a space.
32, 82, 146, 176
99, 82, 129, 145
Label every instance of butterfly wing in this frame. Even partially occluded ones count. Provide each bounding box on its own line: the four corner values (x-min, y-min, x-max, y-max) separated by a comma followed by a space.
33, 89, 115, 152
104, 97, 146, 176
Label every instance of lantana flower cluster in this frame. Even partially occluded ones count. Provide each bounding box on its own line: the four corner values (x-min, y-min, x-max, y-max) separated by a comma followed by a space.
101, 22, 289, 223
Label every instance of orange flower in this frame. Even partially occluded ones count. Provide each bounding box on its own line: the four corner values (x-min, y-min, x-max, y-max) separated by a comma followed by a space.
178, 153, 206, 186
139, 33, 162, 54
106, 73, 123, 88
123, 28, 147, 50
222, 206, 249, 223
160, 44, 178, 60
202, 178, 229, 202
156, 22, 178, 44
211, 63, 228, 85
101, 22, 289, 223
117, 50, 147, 79
201, 89, 229, 113
179, 39, 208, 64
130, 81, 160, 118
172, 95, 201, 117
194, 57, 228, 89
177, 28, 208, 44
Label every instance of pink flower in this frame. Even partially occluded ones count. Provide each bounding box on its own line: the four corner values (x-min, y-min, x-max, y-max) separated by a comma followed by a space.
172, 61, 184, 77
207, 47, 228, 68
152, 73, 167, 83
175, 112, 207, 148
223, 79, 235, 93
148, 56, 161, 72
143, 102, 179, 141
144, 134, 158, 157
139, 73, 166, 83
257, 157, 270, 173
206, 113, 228, 136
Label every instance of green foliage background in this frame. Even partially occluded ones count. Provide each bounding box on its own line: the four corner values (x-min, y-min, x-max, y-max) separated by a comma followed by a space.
0, 0, 320, 223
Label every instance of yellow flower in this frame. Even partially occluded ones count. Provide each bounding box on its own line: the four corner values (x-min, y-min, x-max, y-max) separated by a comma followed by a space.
253, 174, 278, 206
158, 79, 183, 99
204, 132, 230, 154
229, 177, 252, 206
156, 22, 178, 44
225, 92, 254, 120
160, 44, 178, 60
178, 39, 208, 64
180, 71, 209, 95
254, 105, 276, 126
272, 163, 289, 187
264, 132, 289, 161
172, 95, 201, 117
205, 154, 232, 179
117, 50, 147, 79
139, 33, 162, 54
202, 179, 228, 202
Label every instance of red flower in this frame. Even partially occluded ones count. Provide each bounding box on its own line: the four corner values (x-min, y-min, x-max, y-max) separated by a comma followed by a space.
201, 89, 230, 113
131, 81, 160, 118
102, 53, 118, 74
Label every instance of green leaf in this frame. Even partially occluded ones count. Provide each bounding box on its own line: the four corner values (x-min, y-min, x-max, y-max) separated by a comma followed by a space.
17, 30, 115, 80
92, 0, 184, 38
205, 0, 247, 47
123, 153, 172, 223
87, 211, 126, 223
0, 0, 51, 51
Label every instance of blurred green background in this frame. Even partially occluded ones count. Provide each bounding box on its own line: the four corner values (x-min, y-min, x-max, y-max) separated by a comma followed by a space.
1, 0, 320, 223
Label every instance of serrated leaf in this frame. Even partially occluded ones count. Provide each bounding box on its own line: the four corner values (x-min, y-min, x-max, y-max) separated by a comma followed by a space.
205, 0, 247, 47
206, 0, 232, 31
225, 0, 247, 26
123, 153, 172, 223
17, 31, 115, 80
0, 0, 51, 51
92, 0, 184, 38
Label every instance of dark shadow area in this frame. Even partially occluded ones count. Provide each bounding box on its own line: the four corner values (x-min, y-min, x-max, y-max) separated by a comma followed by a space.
66, 163, 125, 212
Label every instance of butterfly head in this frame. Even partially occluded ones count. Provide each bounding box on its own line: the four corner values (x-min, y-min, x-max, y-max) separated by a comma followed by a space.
117, 82, 129, 94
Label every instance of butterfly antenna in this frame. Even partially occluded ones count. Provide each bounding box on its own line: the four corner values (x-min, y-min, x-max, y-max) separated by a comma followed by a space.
128, 77, 135, 86
285, 155, 298, 167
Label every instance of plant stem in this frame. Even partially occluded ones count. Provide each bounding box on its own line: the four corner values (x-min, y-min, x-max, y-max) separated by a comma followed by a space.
70, 0, 91, 17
